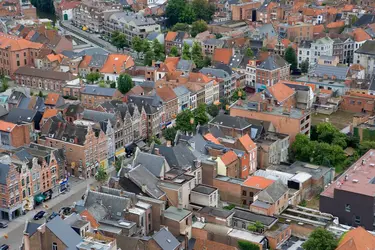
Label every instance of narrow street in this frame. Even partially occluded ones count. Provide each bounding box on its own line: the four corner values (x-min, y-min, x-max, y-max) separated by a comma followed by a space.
0, 177, 97, 250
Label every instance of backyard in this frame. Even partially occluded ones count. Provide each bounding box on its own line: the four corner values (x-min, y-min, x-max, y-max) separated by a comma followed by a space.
311, 110, 355, 130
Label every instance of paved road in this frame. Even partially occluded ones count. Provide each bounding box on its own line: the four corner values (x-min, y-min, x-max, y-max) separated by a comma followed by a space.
0, 178, 97, 250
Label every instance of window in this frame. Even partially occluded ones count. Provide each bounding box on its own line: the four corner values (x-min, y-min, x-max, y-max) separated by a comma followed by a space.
355, 216, 361, 224
17, 61, 20, 66
242, 190, 247, 196
242, 199, 246, 205
52, 242, 58, 250
249, 192, 253, 197
345, 204, 351, 212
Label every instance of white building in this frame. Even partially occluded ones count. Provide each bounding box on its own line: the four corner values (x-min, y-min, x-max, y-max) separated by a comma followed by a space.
354, 40, 375, 77
297, 40, 312, 67
310, 37, 334, 66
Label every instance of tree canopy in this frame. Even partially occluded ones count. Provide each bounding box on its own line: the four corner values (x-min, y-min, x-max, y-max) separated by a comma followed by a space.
31, 0, 55, 14
207, 104, 219, 117
166, 0, 214, 26
86, 72, 102, 84
176, 109, 195, 132
245, 48, 254, 58
172, 23, 191, 32
95, 166, 108, 183
191, 20, 208, 37
238, 240, 260, 250
169, 46, 179, 57
111, 31, 127, 51
194, 103, 209, 126
284, 47, 298, 71
231, 88, 246, 101
302, 228, 338, 250
117, 74, 133, 94
182, 42, 191, 60
162, 127, 177, 143
300, 59, 309, 73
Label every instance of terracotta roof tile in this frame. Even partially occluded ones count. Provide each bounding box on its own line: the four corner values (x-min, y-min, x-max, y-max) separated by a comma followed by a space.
156, 86, 177, 102
59, 0, 80, 10
193, 239, 236, 250
243, 176, 274, 189
80, 210, 100, 229
165, 31, 177, 42
47, 54, 65, 63
45, 93, 61, 105
352, 28, 371, 42
79, 55, 92, 68
0, 120, 16, 132
267, 82, 295, 103
342, 4, 354, 12
337, 227, 375, 250
0, 32, 43, 51
213, 48, 233, 65
188, 72, 210, 83
327, 21, 345, 29
238, 134, 256, 152
204, 133, 221, 145
100, 54, 134, 74
42, 109, 59, 119
220, 150, 238, 165
350, 64, 365, 71
313, 25, 325, 34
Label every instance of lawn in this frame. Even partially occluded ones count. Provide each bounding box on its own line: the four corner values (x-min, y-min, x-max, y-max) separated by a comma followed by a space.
311, 110, 355, 130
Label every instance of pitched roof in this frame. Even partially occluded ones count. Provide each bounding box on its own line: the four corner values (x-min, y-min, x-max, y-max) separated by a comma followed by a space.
14, 67, 76, 81
100, 54, 134, 73
165, 31, 177, 41
337, 227, 375, 250
267, 82, 295, 103
353, 28, 371, 42
42, 109, 59, 119
45, 93, 61, 105
233, 207, 277, 226
152, 228, 180, 250
79, 55, 92, 68
243, 176, 274, 189
257, 180, 288, 203
193, 239, 236, 250
156, 86, 177, 102
0, 32, 43, 51
80, 209, 100, 229
46, 216, 82, 250
220, 150, 238, 165
213, 48, 233, 65
355, 40, 375, 55
238, 134, 256, 152
25, 221, 42, 236
81, 85, 119, 97
204, 133, 221, 145
313, 25, 325, 34
133, 150, 166, 178
311, 64, 349, 80
0, 120, 16, 132
5, 108, 37, 124
327, 21, 345, 29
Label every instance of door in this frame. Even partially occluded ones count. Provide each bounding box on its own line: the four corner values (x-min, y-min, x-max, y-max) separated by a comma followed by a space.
63, 14, 68, 21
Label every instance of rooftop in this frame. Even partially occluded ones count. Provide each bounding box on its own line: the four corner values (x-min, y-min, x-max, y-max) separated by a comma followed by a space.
164, 206, 192, 222
243, 176, 274, 189
233, 207, 277, 227
192, 184, 217, 195
321, 149, 375, 198
269, 161, 333, 180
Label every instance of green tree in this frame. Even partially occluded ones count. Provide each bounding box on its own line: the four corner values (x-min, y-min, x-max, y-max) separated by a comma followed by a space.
117, 74, 133, 94
192, 0, 215, 21
300, 59, 309, 73
359, 141, 375, 155
38, 90, 44, 97
302, 228, 338, 250
215, 33, 223, 39
163, 127, 177, 143
110, 81, 116, 89
98, 81, 107, 88
238, 240, 260, 250
148, 136, 161, 145
172, 23, 191, 32
166, 0, 186, 26
0, 76, 9, 93
169, 46, 179, 57
176, 109, 195, 132
95, 166, 108, 183
153, 39, 165, 59
191, 42, 204, 68
144, 51, 155, 66
194, 103, 209, 125
191, 20, 208, 37
86, 72, 102, 84
180, 4, 196, 24
207, 104, 219, 117
350, 15, 358, 26
30, 0, 55, 14
284, 47, 298, 71
115, 156, 123, 172
132, 36, 144, 57
260, 46, 268, 52
316, 122, 347, 148
182, 42, 191, 60
231, 88, 246, 101
245, 48, 254, 58
203, 56, 211, 67
247, 221, 264, 233
142, 39, 151, 53
111, 31, 127, 51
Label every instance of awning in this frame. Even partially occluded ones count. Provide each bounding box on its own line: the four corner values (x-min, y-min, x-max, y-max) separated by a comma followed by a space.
34, 193, 46, 203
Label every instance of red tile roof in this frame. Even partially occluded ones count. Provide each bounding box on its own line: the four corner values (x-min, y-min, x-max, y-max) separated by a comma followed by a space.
100, 54, 134, 74
193, 239, 236, 250
267, 82, 295, 103
238, 134, 256, 152
165, 31, 177, 42
243, 176, 274, 189
79, 55, 92, 68
204, 133, 221, 145
326, 21, 345, 29
352, 28, 371, 42
0, 32, 43, 51
0, 121, 16, 132
45, 93, 61, 105
337, 227, 375, 250
80, 210, 100, 229
212, 48, 233, 65
220, 150, 238, 165
155, 86, 177, 102
42, 109, 59, 119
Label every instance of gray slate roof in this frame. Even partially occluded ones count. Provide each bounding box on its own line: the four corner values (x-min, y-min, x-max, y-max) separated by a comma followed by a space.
204, 38, 225, 46
173, 86, 190, 98
88, 54, 108, 68
109, 12, 157, 26
311, 64, 349, 80
258, 55, 289, 70
233, 207, 277, 226
153, 143, 196, 170
176, 59, 194, 71
4, 108, 37, 124
200, 67, 231, 78
133, 150, 166, 177
199, 206, 234, 219
152, 227, 180, 250
46, 216, 82, 250
355, 40, 375, 56
81, 85, 118, 97
257, 180, 288, 203
82, 109, 117, 125
192, 184, 217, 195
25, 221, 42, 236
128, 165, 165, 199
209, 114, 252, 130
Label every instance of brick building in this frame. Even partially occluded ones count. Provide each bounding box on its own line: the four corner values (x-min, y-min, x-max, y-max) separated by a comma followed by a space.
340, 92, 375, 114
80, 85, 123, 109
39, 116, 108, 178
0, 33, 43, 76
14, 67, 77, 93
0, 120, 32, 149
155, 86, 178, 123
231, 2, 261, 21
254, 56, 290, 90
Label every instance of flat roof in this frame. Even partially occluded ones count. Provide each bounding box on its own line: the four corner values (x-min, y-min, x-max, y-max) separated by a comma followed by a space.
228, 229, 265, 243
321, 149, 375, 198
164, 206, 192, 222
269, 161, 332, 180
192, 184, 217, 195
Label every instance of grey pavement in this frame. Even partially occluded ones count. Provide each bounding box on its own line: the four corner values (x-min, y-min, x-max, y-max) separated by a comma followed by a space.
0, 177, 97, 250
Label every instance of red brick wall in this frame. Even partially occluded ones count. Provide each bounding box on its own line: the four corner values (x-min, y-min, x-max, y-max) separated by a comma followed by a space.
212, 179, 242, 205
340, 95, 375, 114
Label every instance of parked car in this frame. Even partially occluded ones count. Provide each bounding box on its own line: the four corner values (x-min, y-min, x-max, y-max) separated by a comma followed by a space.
0, 222, 7, 228
59, 207, 72, 216
0, 244, 9, 250
33, 211, 47, 220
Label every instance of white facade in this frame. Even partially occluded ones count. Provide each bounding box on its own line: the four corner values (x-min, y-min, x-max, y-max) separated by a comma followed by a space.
190, 189, 219, 208
62, 9, 74, 21
245, 63, 256, 88
297, 47, 311, 67
354, 53, 375, 77
311, 37, 334, 66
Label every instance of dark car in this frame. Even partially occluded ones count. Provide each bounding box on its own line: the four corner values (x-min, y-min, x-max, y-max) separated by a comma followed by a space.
47, 212, 59, 222
59, 207, 72, 216
0, 244, 9, 250
0, 222, 7, 228
33, 211, 47, 220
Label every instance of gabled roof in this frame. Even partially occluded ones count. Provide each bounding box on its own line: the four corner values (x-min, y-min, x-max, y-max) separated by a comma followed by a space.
238, 134, 256, 152
42, 109, 59, 119
311, 64, 349, 80
220, 150, 238, 165
243, 176, 274, 189
133, 150, 166, 178
0, 120, 16, 132
5, 108, 37, 124
165, 31, 177, 41
336, 227, 375, 250
355, 40, 375, 55
156, 86, 177, 102
352, 28, 371, 42
267, 82, 295, 103
100, 54, 134, 73
258, 54, 289, 70
45, 93, 61, 105
128, 165, 165, 199
81, 85, 119, 97
46, 216, 82, 250
204, 133, 221, 145
209, 114, 251, 130
213, 48, 233, 65
0, 32, 43, 51
257, 180, 288, 203
0, 163, 10, 185
25, 221, 42, 236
